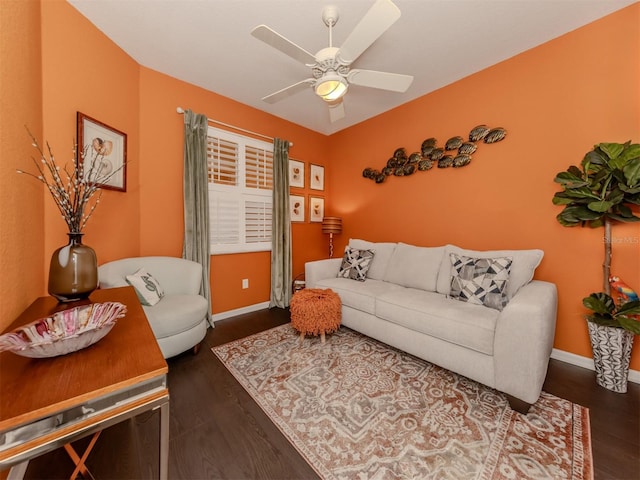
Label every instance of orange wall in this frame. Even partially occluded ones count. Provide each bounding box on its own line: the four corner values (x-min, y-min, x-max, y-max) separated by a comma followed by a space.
137, 68, 329, 313
41, 1, 141, 270
327, 4, 640, 370
0, 0, 44, 331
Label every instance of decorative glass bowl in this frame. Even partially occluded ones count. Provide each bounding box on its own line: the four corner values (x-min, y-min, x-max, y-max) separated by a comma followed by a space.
0, 302, 127, 358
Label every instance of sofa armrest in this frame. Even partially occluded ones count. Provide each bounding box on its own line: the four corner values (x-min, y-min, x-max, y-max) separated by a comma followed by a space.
305, 258, 342, 288
493, 280, 557, 404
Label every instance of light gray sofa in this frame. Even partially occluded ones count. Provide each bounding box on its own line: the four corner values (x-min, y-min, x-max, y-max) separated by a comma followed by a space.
98, 256, 208, 359
305, 239, 557, 413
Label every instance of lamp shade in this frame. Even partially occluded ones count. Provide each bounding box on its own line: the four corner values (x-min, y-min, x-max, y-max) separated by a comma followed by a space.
322, 217, 342, 234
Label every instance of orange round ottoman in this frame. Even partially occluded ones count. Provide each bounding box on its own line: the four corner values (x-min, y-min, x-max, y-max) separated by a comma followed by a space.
290, 288, 342, 343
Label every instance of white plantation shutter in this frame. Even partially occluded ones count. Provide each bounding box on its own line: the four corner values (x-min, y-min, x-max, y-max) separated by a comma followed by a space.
209, 194, 240, 245
207, 127, 273, 254
208, 137, 238, 186
245, 146, 273, 190
245, 199, 272, 243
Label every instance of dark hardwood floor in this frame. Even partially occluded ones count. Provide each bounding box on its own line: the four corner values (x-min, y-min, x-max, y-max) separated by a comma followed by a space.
21, 308, 640, 480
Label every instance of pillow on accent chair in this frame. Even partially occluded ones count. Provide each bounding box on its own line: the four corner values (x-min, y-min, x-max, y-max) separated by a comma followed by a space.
449, 254, 512, 311
126, 268, 165, 306
338, 247, 375, 281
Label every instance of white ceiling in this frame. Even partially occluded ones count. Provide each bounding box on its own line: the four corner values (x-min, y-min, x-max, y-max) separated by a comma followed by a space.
68, 0, 635, 136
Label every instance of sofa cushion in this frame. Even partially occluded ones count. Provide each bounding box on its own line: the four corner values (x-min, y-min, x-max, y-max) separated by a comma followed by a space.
375, 288, 499, 355
143, 294, 208, 339
449, 254, 512, 311
436, 245, 543, 300
349, 239, 397, 280
383, 243, 445, 292
315, 278, 403, 315
338, 247, 375, 281
126, 268, 165, 306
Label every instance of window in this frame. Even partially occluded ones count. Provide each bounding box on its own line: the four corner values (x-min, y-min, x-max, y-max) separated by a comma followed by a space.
207, 127, 273, 254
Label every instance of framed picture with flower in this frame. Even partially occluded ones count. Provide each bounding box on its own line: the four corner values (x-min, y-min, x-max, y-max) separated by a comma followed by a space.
310, 196, 324, 223
290, 194, 305, 222
310, 164, 324, 191
289, 159, 304, 188
77, 112, 127, 192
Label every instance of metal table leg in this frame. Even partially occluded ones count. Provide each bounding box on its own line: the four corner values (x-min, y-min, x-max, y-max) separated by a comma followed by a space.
159, 401, 169, 480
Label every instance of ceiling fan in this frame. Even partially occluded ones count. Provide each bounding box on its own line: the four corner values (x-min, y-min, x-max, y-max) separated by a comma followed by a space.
251, 0, 413, 123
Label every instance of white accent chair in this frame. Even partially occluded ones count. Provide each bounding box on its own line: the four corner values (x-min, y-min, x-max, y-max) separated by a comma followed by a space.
98, 256, 208, 359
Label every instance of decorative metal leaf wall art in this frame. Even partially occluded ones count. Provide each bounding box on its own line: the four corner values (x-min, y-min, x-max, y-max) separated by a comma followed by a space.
469, 125, 490, 142
484, 127, 507, 144
445, 136, 463, 150
437, 155, 453, 168
458, 142, 477, 154
362, 125, 507, 184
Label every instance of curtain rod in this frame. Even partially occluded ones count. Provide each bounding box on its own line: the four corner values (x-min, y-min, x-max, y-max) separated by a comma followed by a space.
176, 107, 293, 147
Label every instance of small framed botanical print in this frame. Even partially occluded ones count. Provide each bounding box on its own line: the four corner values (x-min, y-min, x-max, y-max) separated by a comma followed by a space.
77, 112, 127, 191
310, 164, 324, 191
289, 159, 305, 188
290, 194, 305, 222
309, 196, 324, 223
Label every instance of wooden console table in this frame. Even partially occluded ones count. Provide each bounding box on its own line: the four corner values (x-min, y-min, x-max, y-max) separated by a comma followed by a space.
0, 286, 169, 479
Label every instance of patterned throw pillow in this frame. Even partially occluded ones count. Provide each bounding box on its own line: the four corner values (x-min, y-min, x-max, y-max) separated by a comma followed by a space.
125, 268, 165, 306
449, 254, 512, 311
338, 247, 375, 282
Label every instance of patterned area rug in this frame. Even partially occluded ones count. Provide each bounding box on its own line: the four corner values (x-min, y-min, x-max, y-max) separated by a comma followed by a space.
213, 325, 592, 480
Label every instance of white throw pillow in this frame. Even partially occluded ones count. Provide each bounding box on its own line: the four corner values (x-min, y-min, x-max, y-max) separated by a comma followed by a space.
383, 242, 445, 292
126, 268, 165, 306
436, 245, 543, 299
349, 239, 397, 280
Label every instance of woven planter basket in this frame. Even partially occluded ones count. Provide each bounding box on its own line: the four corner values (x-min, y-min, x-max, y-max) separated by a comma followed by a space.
587, 321, 635, 393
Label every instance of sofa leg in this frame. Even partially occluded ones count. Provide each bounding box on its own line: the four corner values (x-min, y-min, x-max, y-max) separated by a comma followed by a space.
506, 394, 532, 414
192, 343, 201, 355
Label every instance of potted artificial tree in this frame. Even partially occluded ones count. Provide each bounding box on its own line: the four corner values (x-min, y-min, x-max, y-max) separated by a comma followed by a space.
553, 141, 640, 392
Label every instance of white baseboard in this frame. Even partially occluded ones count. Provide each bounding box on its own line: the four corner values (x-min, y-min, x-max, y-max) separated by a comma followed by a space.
551, 348, 640, 384
212, 301, 271, 323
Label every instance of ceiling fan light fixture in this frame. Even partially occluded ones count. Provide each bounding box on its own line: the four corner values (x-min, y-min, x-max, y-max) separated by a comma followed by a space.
253, 0, 409, 123
315, 72, 348, 101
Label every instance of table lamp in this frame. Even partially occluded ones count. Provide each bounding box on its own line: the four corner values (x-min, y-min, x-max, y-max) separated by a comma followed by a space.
322, 217, 342, 258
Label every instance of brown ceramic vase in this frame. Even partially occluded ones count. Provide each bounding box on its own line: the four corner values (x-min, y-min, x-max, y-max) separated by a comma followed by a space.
48, 233, 98, 302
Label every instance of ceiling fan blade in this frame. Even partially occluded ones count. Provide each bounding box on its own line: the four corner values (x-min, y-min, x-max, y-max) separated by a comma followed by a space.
347, 69, 413, 92
251, 25, 316, 65
338, 0, 401, 65
262, 79, 314, 104
328, 100, 345, 123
